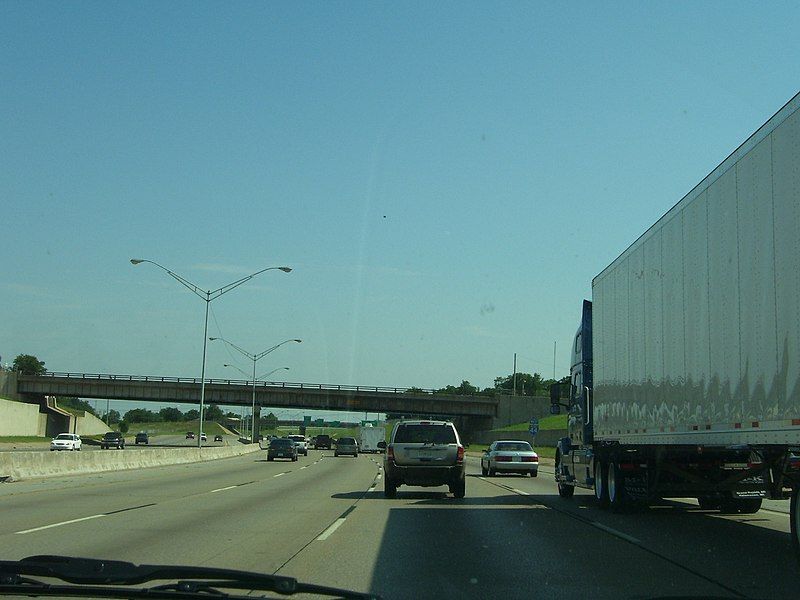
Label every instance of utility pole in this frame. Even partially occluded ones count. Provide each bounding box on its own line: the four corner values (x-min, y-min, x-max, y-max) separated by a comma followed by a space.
553, 341, 557, 381
512, 352, 517, 396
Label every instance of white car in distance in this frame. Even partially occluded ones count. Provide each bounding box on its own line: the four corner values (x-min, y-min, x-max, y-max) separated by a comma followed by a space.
50, 433, 82, 451
481, 440, 538, 477
287, 434, 308, 456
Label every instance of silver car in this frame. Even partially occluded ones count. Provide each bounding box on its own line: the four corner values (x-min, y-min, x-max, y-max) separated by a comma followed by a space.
334, 436, 358, 457
481, 440, 539, 477
382, 420, 466, 498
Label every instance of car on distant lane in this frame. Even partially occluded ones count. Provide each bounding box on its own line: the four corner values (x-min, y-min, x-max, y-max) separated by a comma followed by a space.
334, 437, 359, 457
214, 434, 223, 442
481, 440, 539, 477
135, 432, 149, 445
186, 431, 195, 439
50, 433, 81, 451
267, 438, 298, 461
314, 434, 332, 450
100, 431, 125, 450
200, 432, 207, 442
287, 434, 308, 456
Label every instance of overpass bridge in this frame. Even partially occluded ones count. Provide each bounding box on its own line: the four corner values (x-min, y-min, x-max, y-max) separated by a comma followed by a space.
13, 372, 499, 431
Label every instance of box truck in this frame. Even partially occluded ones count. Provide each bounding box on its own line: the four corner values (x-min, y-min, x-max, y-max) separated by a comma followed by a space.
550, 92, 800, 558
359, 424, 385, 454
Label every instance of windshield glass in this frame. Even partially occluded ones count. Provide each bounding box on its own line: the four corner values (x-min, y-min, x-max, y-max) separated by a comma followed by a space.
2, 5, 798, 600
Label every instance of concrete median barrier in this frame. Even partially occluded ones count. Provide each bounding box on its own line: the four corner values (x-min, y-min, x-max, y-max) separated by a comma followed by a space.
0, 443, 262, 482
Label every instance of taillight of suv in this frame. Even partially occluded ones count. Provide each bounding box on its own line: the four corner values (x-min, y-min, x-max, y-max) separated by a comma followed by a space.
456, 446, 464, 464
387, 445, 395, 464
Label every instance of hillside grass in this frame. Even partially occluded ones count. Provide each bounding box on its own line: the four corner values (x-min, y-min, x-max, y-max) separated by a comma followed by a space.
493, 414, 567, 432
0, 435, 50, 443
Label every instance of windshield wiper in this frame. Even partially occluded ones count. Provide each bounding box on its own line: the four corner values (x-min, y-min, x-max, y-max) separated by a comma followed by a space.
0, 555, 381, 599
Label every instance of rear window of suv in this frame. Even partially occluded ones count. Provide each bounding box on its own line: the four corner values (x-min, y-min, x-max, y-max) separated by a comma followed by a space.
394, 424, 456, 444
270, 439, 293, 447
337, 437, 356, 444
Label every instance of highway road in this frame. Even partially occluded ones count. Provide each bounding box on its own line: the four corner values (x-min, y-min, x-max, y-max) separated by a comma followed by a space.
0, 451, 795, 599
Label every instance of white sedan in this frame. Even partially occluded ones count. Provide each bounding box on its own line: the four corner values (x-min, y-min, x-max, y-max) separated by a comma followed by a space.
481, 440, 538, 477
50, 433, 82, 451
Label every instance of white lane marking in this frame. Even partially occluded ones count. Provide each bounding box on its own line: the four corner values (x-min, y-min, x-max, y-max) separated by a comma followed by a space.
210, 485, 237, 493
300, 466, 308, 469
369, 485, 377, 491
512, 489, 529, 495
273, 473, 285, 478
316, 518, 346, 541
376, 473, 382, 480
16, 514, 105, 535
591, 522, 641, 545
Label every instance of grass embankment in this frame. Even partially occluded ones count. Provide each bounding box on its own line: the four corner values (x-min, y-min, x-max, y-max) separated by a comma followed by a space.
492, 414, 567, 432
0, 436, 50, 443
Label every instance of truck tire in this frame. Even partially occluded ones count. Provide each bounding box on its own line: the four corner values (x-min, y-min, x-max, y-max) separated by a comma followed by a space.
558, 482, 575, 498
556, 450, 574, 498
594, 460, 609, 508
791, 487, 800, 565
481, 463, 488, 477
697, 496, 720, 510
720, 495, 762, 514
450, 477, 466, 499
608, 461, 628, 512
384, 477, 397, 498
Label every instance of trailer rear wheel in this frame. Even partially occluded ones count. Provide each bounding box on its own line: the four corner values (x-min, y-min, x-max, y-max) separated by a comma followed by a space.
791, 487, 800, 564
594, 460, 609, 508
608, 462, 628, 512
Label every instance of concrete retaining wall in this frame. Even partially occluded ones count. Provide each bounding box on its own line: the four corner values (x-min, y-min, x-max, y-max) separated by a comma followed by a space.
73, 411, 111, 436
0, 443, 262, 482
0, 397, 45, 436
492, 395, 551, 429
466, 428, 567, 449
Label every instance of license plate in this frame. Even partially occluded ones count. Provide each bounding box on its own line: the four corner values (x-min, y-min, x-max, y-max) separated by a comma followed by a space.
416, 450, 437, 459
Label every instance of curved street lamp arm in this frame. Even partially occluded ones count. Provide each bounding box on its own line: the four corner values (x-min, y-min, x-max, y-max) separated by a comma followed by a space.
257, 366, 290, 380
130, 259, 208, 300
208, 266, 292, 301
223, 363, 251, 379
213, 337, 255, 361
254, 338, 302, 361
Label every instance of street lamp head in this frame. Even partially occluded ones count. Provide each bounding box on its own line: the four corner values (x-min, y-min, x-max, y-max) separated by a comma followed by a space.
209, 337, 219, 341
130, 259, 144, 265
293, 339, 302, 343
278, 267, 292, 273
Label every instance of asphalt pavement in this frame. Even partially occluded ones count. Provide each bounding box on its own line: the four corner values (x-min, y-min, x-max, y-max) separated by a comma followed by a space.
0, 450, 794, 599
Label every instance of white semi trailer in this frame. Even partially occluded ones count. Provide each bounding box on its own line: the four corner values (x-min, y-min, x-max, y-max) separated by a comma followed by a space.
551, 92, 800, 558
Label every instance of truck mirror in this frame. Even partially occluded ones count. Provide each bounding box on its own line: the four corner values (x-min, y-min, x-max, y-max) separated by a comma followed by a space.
377, 441, 386, 449
550, 403, 561, 415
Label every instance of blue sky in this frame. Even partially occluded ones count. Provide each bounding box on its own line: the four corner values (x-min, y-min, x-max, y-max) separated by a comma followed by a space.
2, 2, 800, 417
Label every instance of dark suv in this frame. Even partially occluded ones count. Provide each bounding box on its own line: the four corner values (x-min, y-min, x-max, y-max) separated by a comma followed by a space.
314, 434, 332, 449
101, 431, 125, 450
382, 420, 465, 498
135, 432, 149, 445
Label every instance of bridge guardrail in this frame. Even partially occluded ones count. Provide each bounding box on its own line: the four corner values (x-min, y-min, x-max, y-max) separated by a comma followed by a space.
39, 372, 444, 396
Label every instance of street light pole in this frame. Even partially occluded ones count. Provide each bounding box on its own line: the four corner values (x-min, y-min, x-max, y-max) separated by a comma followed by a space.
130, 259, 292, 447
223, 363, 289, 440
212, 338, 300, 442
